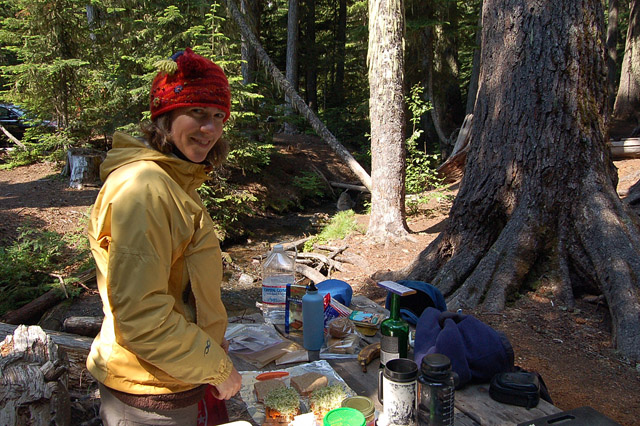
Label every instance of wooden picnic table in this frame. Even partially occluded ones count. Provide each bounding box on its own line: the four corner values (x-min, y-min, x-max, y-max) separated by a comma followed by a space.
227, 295, 562, 426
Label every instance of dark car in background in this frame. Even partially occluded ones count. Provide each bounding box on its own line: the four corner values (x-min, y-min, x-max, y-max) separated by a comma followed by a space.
0, 104, 56, 144
0, 104, 31, 139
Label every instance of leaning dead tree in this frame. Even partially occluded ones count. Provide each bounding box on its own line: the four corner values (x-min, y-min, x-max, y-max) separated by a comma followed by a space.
382, 0, 640, 362
223, 0, 372, 191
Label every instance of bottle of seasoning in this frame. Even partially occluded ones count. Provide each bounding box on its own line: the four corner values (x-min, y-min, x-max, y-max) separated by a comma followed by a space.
377, 281, 413, 367
417, 353, 456, 426
302, 281, 325, 350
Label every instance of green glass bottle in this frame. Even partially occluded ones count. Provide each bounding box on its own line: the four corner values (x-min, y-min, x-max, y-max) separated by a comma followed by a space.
380, 292, 409, 368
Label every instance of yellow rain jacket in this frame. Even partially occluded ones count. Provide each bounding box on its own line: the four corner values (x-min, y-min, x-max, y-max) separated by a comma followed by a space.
87, 132, 232, 394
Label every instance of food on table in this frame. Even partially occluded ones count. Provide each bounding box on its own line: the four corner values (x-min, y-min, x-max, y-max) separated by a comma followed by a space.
255, 378, 287, 403
257, 371, 290, 381
263, 387, 301, 425
309, 384, 347, 420
290, 372, 329, 396
327, 334, 359, 354
328, 316, 357, 338
357, 342, 380, 373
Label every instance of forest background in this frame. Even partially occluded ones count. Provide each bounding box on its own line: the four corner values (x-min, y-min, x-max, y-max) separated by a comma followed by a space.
2, 0, 640, 424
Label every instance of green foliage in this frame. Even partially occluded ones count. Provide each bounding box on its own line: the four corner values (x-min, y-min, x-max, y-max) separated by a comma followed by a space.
405, 84, 443, 194
303, 210, 363, 251
198, 177, 258, 242
0, 225, 90, 315
1, 129, 74, 169
292, 172, 326, 200
225, 136, 274, 175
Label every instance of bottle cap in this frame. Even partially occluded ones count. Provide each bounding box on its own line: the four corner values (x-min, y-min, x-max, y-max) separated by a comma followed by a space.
420, 353, 452, 381
341, 396, 374, 418
323, 407, 366, 426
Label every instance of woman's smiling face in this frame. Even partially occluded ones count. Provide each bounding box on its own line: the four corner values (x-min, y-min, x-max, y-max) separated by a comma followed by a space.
168, 106, 226, 163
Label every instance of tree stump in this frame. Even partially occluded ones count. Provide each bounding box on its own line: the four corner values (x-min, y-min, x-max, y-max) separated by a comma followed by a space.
0, 325, 71, 426
65, 148, 105, 189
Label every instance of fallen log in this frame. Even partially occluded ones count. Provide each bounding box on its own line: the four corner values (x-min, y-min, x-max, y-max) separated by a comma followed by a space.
0, 123, 26, 149
0, 325, 71, 426
296, 252, 345, 271
329, 181, 370, 193
295, 263, 327, 284
63, 316, 102, 337
1, 288, 66, 325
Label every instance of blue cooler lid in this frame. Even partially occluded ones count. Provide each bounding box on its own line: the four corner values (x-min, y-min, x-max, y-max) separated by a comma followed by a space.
316, 279, 353, 306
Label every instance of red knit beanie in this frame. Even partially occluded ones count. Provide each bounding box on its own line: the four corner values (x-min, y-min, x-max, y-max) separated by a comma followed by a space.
149, 48, 231, 122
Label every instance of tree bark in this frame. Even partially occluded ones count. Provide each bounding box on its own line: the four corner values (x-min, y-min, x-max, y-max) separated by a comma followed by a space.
332, 0, 347, 106
63, 316, 102, 337
304, 0, 318, 110
606, 0, 619, 115
240, 0, 260, 85
1, 289, 65, 325
465, 6, 483, 116
0, 325, 71, 426
382, 0, 640, 362
285, 0, 299, 100
366, 0, 409, 240
65, 148, 104, 189
223, 0, 372, 190
613, 0, 640, 124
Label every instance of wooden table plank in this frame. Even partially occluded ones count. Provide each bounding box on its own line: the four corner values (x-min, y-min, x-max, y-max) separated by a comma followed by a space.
455, 383, 562, 425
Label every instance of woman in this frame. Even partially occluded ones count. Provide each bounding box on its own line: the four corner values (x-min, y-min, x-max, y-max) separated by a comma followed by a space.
87, 48, 242, 425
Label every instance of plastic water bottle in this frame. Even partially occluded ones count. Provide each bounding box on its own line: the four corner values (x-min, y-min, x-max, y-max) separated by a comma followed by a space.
417, 353, 456, 426
302, 282, 325, 350
261, 244, 295, 325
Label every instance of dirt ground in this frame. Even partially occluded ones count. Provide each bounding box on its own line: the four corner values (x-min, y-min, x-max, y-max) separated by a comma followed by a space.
1, 140, 639, 425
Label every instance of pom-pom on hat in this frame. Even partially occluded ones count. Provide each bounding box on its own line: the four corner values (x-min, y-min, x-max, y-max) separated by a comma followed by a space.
150, 48, 231, 122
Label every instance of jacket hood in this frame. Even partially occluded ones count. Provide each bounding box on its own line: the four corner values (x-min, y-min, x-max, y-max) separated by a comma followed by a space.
101, 132, 211, 190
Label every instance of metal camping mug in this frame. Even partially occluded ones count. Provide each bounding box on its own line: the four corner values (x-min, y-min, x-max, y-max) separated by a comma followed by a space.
378, 358, 419, 426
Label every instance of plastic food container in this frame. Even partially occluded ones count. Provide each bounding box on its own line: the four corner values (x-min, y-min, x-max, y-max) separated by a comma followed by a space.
323, 407, 366, 426
341, 396, 375, 426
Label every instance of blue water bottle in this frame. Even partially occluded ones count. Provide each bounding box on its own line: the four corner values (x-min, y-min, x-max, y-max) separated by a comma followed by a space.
302, 282, 325, 350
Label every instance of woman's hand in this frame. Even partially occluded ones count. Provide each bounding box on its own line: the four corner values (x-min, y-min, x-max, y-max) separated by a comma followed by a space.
221, 337, 230, 354
211, 367, 242, 400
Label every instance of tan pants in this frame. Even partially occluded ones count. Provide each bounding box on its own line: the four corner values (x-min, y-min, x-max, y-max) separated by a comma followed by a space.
99, 384, 199, 426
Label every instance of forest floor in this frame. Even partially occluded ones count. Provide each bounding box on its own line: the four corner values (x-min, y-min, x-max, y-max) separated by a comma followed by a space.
0, 134, 639, 425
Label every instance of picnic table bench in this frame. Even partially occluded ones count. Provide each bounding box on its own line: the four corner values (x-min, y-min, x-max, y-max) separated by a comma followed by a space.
228, 295, 562, 426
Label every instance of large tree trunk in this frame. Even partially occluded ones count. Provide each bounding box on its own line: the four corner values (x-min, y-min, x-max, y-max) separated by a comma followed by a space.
465, 6, 483, 116
606, 0, 619, 115
240, 0, 260, 85
366, 0, 409, 240
284, 0, 300, 134
613, 0, 640, 125
223, 0, 372, 190
304, 0, 318, 110
381, 0, 640, 362
332, 0, 347, 106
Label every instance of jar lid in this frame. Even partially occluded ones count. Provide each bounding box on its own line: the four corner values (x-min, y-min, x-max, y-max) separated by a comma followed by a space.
421, 353, 452, 380
341, 396, 375, 418
323, 407, 366, 426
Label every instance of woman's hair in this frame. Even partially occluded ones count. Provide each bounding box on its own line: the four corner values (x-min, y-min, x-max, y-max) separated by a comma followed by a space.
140, 114, 230, 167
